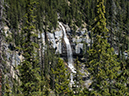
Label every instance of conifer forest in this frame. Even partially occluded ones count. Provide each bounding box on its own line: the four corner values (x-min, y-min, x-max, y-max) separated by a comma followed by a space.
1, 0, 129, 95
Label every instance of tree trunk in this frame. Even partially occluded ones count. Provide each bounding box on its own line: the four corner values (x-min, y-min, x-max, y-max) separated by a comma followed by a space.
0, 69, 2, 96
0, 0, 3, 95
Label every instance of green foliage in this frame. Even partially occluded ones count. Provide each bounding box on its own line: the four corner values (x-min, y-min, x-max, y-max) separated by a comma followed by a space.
2, 0, 129, 95
72, 57, 85, 95
87, 0, 127, 95
52, 58, 71, 96
4, 77, 12, 96
18, 0, 42, 95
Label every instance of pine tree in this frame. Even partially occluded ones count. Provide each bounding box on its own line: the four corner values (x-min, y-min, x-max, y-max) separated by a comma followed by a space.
4, 77, 12, 96
18, 0, 41, 95
0, 69, 2, 96
107, 0, 115, 48
0, 0, 4, 95
86, 0, 125, 95
52, 58, 71, 96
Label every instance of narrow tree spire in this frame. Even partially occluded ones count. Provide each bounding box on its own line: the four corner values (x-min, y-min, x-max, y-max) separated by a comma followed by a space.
92, 0, 108, 37
87, 0, 125, 95
0, 0, 4, 95
19, 0, 41, 95
0, 70, 2, 96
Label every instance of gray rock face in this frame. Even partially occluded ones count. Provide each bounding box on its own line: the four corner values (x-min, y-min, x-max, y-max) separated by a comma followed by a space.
71, 30, 91, 54
75, 43, 83, 54
3, 23, 93, 90
64, 24, 71, 32
2, 43, 21, 66
54, 30, 62, 54
45, 25, 91, 54
47, 32, 56, 48
2, 42, 20, 81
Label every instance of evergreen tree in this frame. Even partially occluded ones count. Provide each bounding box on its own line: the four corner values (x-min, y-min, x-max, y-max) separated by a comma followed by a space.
4, 77, 12, 96
18, 0, 41, 95
2, 0, 129, 95
86, 0, 126, 95
52, 58, 71, 96
0, 69, 2, 96
0, 0, 4, 95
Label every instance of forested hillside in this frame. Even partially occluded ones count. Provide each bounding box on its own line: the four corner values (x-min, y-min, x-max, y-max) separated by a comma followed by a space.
1, 0, 129, 96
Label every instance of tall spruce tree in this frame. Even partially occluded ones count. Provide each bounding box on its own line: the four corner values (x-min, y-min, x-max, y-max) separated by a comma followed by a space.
0, 70, 2, 96
86, 0, 126, 95
19, 0, 41, 95
0, 0, 4, 95
52, 58, 71, 96
4, 77, 12, 96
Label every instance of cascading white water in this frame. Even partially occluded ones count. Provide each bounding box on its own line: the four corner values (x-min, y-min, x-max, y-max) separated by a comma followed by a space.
58, 22, 76, 86
58, 22, 76, 73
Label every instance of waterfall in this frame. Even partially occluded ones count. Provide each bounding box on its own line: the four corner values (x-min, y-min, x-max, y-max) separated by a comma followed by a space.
58, 22, 76, 86
58, 22, 76, 73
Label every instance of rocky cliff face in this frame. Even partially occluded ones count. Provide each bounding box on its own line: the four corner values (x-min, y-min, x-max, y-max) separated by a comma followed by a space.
45, 23, 91, 55
41, 22, 92, 88
2, 22, 92, 89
